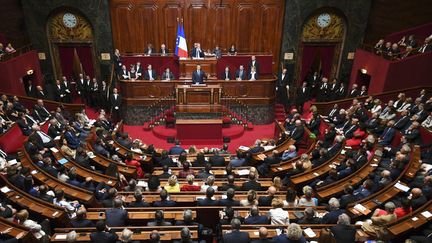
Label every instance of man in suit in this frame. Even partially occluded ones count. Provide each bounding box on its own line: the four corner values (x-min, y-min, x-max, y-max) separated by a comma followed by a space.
403, 121, 421, 145
144, 64, 157, 80
110, 88, 122, 123
378, 120, 396, 146
191, 43, 204, 58
258, 186, 277, 206
222, 218, 250, 243
276, 68, 289, 105
248, 55, 260, 74
33, 99, 50, 122
221, 66, 231, 80
347, 84, 360, 98
192, 65, 206, 84
317, 77, 329, 102
296, 82, 309, 113
321, 198, 346, 224
26, 80, 35, 97
71, 209, 94, 228
47, 118, 62, 138
60, 76, 72, 103
242, 173, 262, 191
209, 150, 225, 166
113, 49, 122, 75
159, 43, 169, 55
359, 85, 368, 96
153, 189, 176, 207
76, 73, 87, 102
119, 65, 130, 80
31, 124, 55, 148
213, 45, 222, 59
251, 227, 273, 243
144, 43, 154, 55
218, 175, 239, 191
90, 220, 118, 243
219, 188, 240, 206
169, 140, 186, 155
343, 118, 359, 139
197, 187, 219, 206
161, 67, 175, 81
244, 206, 269, 225
16, 112, 32, 136
35, 86, 47, 100
336, 83, 346, 99
235, 65, 246, 80
173, 227, 199, 243
135, 62, 143, 79
290, 120, 305, 143
418, 37, 432, 53
394, 110, 411, 130
147, 210, 172, 226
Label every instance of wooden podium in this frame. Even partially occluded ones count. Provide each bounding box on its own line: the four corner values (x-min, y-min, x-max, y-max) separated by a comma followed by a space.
179, 58, 217, 79
175, 84, 222, 113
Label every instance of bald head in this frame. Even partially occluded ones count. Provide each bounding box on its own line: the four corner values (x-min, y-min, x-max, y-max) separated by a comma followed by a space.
267, 186, 276, 196
258, 227, 268, 239
412, 188, 422, 198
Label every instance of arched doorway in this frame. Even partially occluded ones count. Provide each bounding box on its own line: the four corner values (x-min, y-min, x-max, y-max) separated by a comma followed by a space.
47, 9, 98, 81
297, 10, 346, 85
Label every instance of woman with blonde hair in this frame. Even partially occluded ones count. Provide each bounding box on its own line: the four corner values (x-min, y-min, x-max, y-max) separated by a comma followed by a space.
165, 175, 180, 192
297, 185, 318, 206
268, 198, 289, 225
201, 175, 218, 192
15, 209, 46, 240
240, 190, 258, 206
272, 176, 282, 191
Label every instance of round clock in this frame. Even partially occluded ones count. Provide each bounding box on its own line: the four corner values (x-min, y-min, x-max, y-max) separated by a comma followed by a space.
63, 13, 77, 28
317, 13, 331, 28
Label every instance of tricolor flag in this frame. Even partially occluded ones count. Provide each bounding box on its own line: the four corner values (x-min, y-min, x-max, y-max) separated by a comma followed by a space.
175, 20, 188, 58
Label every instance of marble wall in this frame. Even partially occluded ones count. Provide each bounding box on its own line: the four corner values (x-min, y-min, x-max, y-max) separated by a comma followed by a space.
280, 0, 372, 84
21, 0, 113, 82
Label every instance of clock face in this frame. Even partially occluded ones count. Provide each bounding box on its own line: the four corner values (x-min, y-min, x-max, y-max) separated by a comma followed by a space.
63, 13, 77, 28
317, 13, 331, 28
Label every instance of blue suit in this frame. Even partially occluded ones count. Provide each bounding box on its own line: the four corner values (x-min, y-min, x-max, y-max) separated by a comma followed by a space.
244, 215, 269, 224
105, 208, 128, 227
379, 127, 395, 146
65, 130, 81, 149
223, 230, 250, 243
169, 146, 186, 155
192, 70, 206, 84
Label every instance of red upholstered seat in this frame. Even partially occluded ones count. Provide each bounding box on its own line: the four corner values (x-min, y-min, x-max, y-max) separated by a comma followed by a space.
222, 117, 231, 128
0, 125, 24, 154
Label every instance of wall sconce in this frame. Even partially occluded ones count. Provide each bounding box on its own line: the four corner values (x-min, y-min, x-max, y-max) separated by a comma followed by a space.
27, 69, 34, 75
360, 68, 367, 74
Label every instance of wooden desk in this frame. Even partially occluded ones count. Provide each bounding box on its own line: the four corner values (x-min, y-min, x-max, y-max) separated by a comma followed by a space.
176, 119, 223, 141
179, 58, 218, 78
176, 84, 222, 105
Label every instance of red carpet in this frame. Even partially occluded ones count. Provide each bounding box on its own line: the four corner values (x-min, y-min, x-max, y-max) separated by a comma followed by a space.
123, 123, 276, 153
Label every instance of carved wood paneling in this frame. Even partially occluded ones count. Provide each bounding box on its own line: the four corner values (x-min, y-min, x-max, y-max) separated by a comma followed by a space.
110, 0, 285, 72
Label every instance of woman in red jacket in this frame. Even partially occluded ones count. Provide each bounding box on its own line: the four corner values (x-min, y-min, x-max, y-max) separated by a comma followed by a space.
125, 153, 144, 178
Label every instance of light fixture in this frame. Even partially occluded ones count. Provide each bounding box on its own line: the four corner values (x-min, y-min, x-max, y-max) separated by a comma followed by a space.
360, 68, 367, 74
27, 69, 34, 75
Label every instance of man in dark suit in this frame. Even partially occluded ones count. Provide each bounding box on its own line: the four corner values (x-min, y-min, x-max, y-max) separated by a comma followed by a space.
110, 88, 122, 123
347, 84, 360, 98
403, 121, 421, 145
105, 199, 128, 227
192, 65, 206, 84
144, 64, 157, 80
378, 120, 396, 146
35, 85, 47, 100
190, 43, 204, 58
209, 150, 225, 166
135, 62, 143, 79
75, 73, 87, 102
219, 188, 240, 206
173, 227, 199, 243
222, 218, 250, 243
258, 186, 276, 206
159, 43, 170, 55
161, 67, 175, 81
26, 80, 35, 97
343, 118, 359, 139
418, 37, 432, 53
221, 66, 231, 80
244, 206, 269, 225
113, 49, 122, 75
248, 66, 259, 80
235, 65, 246, 80
147, 210, 172, 226
144, 43, 154, 55
219, 175, 239, 191
16, 112, 32, 136
33, 99, 50, 121
321, 198, 346, 224
296, 82, 309, 113
276, 68, 289, 105
251, 227, 273, 243
242, 173, 262, 191
394, 110, 411, 130
248, 55, 260, 74
197, 187, 219, 206
90, 220, 118, 243
153, 189, 176, 207
290, 120, 305, 143
47, 119, 62, 138
71, 209, 94, 228
61, 76, 72, 103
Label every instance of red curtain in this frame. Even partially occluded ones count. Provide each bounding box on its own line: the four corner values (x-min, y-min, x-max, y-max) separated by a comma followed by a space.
300, 45, 320, 83
58, 46, 75, 79
319, 45, 335, 78
75, 46, 94, 78
300, 44, 336, 82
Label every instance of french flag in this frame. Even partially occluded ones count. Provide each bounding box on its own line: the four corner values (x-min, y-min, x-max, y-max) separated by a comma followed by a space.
175, 21, 188, 58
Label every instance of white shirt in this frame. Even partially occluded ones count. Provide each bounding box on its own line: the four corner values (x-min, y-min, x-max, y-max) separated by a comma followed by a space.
269, 208, 289, 225
37, 131, 51, 143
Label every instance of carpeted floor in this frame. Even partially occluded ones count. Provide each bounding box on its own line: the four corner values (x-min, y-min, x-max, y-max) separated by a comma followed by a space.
123, 123, 276, 153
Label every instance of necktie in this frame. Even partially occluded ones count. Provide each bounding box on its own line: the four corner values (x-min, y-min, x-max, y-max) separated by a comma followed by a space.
291, 127, 297, 136
196, 49, 199, 58
329, 109, 336, 117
